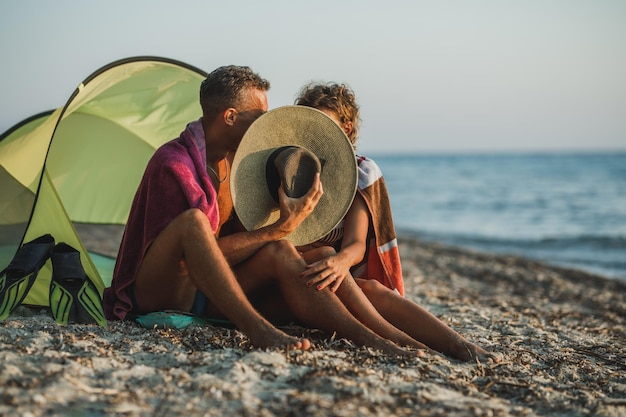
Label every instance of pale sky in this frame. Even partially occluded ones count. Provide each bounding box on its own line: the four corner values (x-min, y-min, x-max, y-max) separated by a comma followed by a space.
1, 0, 625, 153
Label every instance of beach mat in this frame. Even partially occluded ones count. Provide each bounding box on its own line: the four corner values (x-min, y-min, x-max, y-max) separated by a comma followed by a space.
133, 310, 235, 330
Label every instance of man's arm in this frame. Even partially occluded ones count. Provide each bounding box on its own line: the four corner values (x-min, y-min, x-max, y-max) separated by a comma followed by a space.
218, 174, 323, 265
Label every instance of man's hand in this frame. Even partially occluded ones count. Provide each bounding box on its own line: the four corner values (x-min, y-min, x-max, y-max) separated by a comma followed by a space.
217, 174, 322, 265
274, 173, 323, 235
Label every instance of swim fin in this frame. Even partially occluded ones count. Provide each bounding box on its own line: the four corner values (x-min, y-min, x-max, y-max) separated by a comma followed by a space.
0, 234, 55, 321
49, 242, 107, 327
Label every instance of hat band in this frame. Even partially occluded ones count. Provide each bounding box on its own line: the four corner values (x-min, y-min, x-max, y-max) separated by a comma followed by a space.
265, 146, 322, 203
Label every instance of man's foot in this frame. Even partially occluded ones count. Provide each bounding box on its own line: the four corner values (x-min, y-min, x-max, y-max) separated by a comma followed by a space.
280, 335, 311, 351
246, 323, 311, 351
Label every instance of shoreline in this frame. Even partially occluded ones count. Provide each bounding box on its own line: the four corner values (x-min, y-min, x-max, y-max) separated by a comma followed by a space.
1, 235, 625, 416
397, 229, 626, 285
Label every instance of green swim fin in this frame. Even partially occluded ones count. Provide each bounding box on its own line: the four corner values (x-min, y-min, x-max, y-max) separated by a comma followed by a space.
49, 243, 107, 327
0, 234, 55, 321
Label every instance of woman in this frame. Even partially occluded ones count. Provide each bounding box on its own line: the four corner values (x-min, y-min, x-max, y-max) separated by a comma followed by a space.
295, 82, 492, 361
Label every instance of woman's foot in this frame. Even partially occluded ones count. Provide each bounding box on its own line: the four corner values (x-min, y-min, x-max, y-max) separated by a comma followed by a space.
449, 339, 496, 362
372, 338, 425, 359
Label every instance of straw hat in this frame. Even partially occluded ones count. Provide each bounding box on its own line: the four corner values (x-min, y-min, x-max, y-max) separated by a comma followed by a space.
230, 105, 358, 246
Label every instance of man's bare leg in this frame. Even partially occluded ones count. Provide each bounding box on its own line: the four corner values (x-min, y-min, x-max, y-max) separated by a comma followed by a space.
134, 209, 310, 350
232, 241, 421, 358
357, 278, 490, 361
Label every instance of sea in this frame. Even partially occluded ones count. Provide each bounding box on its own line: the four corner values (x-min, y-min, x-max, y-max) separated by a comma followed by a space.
368, 152, 626, 282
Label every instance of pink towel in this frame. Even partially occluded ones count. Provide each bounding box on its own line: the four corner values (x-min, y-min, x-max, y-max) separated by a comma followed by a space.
104, 119, 219, 320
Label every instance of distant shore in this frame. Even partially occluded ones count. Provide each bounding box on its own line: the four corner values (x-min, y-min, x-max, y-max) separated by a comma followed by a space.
1, 234, 624, 416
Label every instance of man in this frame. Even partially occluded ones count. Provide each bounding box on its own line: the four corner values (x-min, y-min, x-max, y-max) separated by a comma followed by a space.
105, 66, 419, 357
104, 66, 313, 349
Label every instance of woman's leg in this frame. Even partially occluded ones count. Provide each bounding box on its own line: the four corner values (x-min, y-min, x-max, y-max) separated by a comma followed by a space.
232, 240, 422, 358
334, 277, 431, 351
357, 278, 490, 361
301, 247, 430, 351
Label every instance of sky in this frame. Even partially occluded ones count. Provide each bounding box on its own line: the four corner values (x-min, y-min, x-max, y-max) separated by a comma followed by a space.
1, 0, 625, 154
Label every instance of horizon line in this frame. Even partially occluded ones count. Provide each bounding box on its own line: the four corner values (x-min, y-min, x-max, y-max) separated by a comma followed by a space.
362, 148, 626, 156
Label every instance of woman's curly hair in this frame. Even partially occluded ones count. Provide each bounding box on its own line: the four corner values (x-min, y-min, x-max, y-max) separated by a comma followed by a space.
295, 82, 361, 146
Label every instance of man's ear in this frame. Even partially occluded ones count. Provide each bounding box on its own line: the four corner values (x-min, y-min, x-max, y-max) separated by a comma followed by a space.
224, 108, 238, 126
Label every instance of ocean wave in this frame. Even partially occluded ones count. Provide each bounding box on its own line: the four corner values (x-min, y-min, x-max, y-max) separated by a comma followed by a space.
398, 228, 626, 280
399, 229, 626, 250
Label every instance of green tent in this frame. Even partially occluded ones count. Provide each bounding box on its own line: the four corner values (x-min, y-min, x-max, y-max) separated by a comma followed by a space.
0, 56, 207, 307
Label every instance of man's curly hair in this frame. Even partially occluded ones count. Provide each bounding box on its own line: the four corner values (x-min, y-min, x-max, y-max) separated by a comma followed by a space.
200, 65, 270, 120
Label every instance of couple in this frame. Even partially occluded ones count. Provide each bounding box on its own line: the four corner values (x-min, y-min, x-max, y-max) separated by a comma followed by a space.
103, 65, 490, 361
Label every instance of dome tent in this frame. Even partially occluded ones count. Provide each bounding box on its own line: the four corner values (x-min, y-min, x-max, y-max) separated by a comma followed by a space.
0, 56, 207, 307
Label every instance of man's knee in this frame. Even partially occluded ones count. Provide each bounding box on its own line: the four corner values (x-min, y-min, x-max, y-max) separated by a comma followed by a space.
162, 209, 219, 252
178, 208, 208, 226
257, 240, 306, 276
174, 209, 215, 236
263, 240, 299, 259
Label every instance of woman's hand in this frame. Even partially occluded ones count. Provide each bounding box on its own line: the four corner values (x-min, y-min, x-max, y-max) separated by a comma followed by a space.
301, 253, 352, 292
298, 192, 370, 292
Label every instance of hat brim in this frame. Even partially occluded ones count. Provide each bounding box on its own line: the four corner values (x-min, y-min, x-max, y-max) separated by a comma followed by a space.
230, 105, 358, 246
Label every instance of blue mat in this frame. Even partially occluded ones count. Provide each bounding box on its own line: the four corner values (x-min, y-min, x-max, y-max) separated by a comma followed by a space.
134, 311, 234, 330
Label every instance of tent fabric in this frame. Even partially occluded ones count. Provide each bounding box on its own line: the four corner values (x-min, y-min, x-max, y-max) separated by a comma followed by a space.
0, 56, 207, 307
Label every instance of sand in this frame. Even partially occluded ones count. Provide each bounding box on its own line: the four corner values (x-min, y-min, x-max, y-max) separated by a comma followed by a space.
1, 235, 624, 417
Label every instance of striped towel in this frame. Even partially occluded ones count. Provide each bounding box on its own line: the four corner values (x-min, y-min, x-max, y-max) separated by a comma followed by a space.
351, 155, 405, 296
